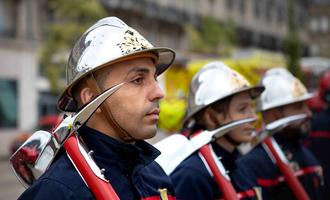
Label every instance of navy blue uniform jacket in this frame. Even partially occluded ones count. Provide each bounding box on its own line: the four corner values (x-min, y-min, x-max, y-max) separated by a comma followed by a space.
236, 133, 324, 200
18, 125, 176, 200
171, 142, 260, 200
306, 107, 330, 198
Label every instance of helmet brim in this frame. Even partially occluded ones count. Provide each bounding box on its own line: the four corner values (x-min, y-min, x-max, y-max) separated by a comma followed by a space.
184, 85, 265, 126
257, 92, 314, 112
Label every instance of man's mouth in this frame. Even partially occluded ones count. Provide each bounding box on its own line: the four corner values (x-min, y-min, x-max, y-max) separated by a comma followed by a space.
146, 108, 160, 120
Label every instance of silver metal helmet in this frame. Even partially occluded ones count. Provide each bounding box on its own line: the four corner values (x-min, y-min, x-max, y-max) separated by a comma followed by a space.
256, 68, 313, 111
57, 17, 175, 112
185, 61, 264, 124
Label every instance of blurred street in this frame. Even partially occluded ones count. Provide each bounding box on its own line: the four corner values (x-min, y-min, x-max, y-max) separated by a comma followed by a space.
0, 157, 24, 200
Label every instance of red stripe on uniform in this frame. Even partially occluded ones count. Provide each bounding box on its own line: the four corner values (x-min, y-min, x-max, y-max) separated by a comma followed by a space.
141, 195, 176, 200
257, 166, 321, 187
237, 188, 257, 198
309, 131, 330, 139
216, 189, 257, 200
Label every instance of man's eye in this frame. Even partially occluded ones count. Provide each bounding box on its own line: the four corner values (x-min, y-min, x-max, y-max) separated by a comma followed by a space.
239, 107, 246, 113
239, 105, 250, 113
132, 77, 143, 84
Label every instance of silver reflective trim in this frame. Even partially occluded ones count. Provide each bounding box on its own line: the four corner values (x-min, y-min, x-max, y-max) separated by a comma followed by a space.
237, 114, 307, 155
10, 82, 126, 187
10, 131, 56, 188
155, 117, 255, 175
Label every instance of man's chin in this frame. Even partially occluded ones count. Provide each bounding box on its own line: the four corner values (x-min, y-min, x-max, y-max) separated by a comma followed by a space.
282, 126, 306, 142
138, 126, 157, 140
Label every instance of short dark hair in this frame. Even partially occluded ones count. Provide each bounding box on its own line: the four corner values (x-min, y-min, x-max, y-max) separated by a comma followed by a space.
210, 95, 232, 119
188, 95, 233, 132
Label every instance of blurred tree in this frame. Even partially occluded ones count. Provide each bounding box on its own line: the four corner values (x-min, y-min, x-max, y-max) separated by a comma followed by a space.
40, 0, 107, 94
323, 46, 330, 58
185, 16, 237, 56
284, 0, 304, 81
200, 17, 223, 50
184, 24, 205, 52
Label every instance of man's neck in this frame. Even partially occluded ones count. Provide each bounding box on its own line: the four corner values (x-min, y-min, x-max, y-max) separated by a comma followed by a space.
215, 137, 236, 153
86, 116, 124, 142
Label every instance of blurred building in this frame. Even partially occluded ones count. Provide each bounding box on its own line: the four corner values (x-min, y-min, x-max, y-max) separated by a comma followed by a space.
0, 0, 56, 156
0, 0, 313, 156
308, 0, 330, 57
102, 0, 311, 54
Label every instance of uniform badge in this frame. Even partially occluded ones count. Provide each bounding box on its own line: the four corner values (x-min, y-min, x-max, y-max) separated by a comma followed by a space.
158, 188, 169, 200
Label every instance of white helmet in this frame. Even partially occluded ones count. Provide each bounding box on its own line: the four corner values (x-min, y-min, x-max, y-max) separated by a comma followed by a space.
185, 61, 264, 125
256, 68, 313, 111
57, 17, 175, 112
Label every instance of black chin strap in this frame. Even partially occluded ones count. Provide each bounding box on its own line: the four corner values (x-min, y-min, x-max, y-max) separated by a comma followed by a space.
86, 74, 136, 143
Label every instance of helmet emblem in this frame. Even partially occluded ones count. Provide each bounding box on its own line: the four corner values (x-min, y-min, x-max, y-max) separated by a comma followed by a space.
292, 79, 307, 98
117, 28, 152, 55
229, 71, 250, 91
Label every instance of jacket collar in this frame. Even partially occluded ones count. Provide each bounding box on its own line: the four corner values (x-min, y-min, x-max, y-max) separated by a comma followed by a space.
211, 142, 239, 171
274, 130, 303, 148
78, 125, 160, 173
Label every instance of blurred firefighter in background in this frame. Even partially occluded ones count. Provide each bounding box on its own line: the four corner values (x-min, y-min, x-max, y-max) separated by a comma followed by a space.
305, 71, 330, 199
171, 61, 264, 200
236, 68, 324, 199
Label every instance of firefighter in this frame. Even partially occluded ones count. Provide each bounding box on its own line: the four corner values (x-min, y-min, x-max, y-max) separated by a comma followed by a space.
236, 68, 324, 200
18, 17, 176, 200
306, 71, 330, 199
171, 61, 264, 200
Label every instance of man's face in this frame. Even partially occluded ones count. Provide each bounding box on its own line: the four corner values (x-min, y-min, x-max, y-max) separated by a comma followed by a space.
210, 92, 256, 144
278, 101, 312, 135
224, 92, 256, 143
99, 57, 164, 140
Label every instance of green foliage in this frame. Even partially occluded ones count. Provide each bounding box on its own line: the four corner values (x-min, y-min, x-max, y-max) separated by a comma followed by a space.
284, 34, 303, 81
200, 17, 223, 49
184, 24, 205, 52
40, 0, 107, 94
284, 0, 304, 81
185, 16, 237, 55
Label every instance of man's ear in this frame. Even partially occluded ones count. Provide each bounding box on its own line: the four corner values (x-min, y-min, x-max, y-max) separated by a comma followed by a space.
203, 107, 223, 130
80, 87, 94, 105
80, 87, 103, 114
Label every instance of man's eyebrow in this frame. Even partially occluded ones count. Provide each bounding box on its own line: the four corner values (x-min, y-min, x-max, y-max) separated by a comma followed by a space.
237, 99, 251, 106
126, 66, 151, 75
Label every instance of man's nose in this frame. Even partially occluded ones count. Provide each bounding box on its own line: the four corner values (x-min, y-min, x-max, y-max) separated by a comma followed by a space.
149, 82, 165, 101
246, 107, 257, 119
